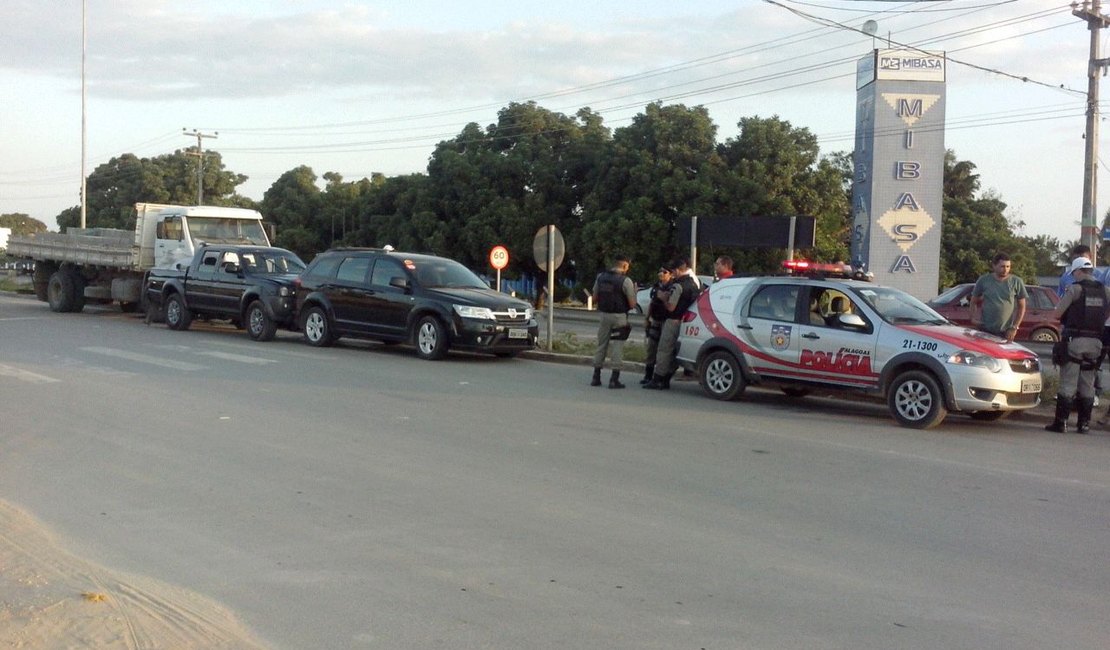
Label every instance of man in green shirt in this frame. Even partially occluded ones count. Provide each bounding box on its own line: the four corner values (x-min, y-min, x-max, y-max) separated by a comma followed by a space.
970, 252, 1027, 343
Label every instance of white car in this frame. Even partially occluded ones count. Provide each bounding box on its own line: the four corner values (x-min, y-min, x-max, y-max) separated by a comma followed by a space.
676, 276, 1043, 429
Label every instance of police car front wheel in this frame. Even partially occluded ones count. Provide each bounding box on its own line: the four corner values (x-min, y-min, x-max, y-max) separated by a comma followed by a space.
888, 370, 947, 429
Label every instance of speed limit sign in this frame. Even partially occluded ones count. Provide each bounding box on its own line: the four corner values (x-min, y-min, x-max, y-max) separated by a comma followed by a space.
489, 245, 509, 270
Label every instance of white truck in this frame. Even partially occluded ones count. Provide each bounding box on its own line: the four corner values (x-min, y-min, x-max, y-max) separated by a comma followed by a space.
6, 203, 271, 313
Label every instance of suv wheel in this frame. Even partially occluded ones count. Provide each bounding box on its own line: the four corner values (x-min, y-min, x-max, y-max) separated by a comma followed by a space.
888, 370, 947, 429
165, 293, 193, 331
302, 306, 335, 347
246, 301, 277, 342
699, 350, 745, 400
415, 316, 448, 360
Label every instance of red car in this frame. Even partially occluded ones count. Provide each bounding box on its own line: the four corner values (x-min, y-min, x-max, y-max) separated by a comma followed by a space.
927, 283, 1060, 342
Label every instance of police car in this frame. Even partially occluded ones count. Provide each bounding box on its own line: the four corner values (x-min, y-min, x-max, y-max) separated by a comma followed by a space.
675, 274, 1043, 429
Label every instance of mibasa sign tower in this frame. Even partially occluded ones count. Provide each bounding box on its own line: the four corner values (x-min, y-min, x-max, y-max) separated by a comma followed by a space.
850, 49, 946, 300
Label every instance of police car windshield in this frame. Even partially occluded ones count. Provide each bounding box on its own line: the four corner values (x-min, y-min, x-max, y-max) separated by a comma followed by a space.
853, 286, 948, 325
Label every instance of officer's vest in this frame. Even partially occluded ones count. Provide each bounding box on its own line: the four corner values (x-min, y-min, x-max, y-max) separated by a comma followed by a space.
666, 275, 699, 319
1064, 278, 1106, 339
596, 270, 628, 313
648, 282, 669, 321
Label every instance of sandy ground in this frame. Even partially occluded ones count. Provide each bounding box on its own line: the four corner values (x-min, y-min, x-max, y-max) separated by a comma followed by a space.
0, 499, 268, 650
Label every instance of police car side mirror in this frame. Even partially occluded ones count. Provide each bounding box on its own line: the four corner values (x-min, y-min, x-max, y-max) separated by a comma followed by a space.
839, 313, 867, 329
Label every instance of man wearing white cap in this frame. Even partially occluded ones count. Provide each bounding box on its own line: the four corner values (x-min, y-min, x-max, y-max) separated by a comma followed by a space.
1046, 257, 1110, 433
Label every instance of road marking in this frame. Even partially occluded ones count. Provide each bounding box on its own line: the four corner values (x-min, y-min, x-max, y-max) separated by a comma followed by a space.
196, 350, 277, 365
0, 363, 61, 384
81, 347, 207, 371
0, 317, 50, 322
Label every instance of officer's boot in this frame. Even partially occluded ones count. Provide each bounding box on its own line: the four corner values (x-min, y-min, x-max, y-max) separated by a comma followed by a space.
1045, 396, 1072, 433
590, 367, 602, 387
644, 372, 671, 390
609, 370, 625, 389
1076, 397, 1094, 433
640, 364, 655, 385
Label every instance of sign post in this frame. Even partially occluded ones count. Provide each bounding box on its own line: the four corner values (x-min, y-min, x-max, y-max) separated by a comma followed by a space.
488, 245, 509, 291
533, 225, 566, 350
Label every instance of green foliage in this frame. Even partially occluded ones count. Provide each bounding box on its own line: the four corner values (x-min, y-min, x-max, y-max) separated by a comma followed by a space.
55, 150, 248, 231
0, 213, 47, 235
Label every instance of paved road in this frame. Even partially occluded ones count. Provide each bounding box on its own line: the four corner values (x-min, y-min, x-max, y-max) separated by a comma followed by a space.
1, 293, 1107, 649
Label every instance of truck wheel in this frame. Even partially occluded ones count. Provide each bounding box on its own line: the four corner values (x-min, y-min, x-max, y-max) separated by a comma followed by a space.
47, 269, 77, 313
699, 350, 746, 401
888, 370, 947, 429
414, 315, 449, 360
246, 301, 277, 342
302, 306, 335, 347
164, 293, 193, 331
33, 262, 57, 303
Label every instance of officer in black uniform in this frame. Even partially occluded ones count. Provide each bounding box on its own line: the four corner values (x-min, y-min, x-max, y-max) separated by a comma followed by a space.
590, 254, 637, 388
644, 257, 699, 390
641, 266, 673, 385
1046, 257, 1110, 433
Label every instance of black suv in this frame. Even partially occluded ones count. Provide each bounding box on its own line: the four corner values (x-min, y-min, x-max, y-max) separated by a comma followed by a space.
293, 248, 538, 359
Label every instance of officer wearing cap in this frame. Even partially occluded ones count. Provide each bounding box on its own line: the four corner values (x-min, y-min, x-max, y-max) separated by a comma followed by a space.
590, 254, 637, 388
1046, 257, 1110, 433
640, 265, 673, 385
644, 257, 700, 390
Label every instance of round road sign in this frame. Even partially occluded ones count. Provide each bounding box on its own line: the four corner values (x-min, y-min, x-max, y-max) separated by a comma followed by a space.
532, 225, 566, 272
489, 245, 510, 270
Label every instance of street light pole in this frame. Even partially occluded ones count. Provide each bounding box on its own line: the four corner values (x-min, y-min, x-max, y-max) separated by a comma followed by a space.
80, 0, 87, 229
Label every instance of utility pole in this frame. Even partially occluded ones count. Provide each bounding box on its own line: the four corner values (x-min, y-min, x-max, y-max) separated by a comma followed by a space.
1074, 0, 1110, 254
182, 128, 218, 205
80, 0, 87, 229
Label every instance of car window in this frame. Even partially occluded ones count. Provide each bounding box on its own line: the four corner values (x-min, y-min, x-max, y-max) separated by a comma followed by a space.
412, 259, 487, 289
806, 287, 868, 329
305, 255, 341, 281
1031, 287, 1053, 310
370, 257, 406, 288
855, 286, 947, 325
931, 285, 968, 305
336, 256, 372, 284
240, 251, 305, 274
748, 285, 800, 321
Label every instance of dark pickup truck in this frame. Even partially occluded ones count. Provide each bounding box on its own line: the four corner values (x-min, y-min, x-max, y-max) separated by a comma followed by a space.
145, 245, 306, 341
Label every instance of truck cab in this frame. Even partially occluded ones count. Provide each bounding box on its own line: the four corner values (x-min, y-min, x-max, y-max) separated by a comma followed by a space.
140, 204, 271, 270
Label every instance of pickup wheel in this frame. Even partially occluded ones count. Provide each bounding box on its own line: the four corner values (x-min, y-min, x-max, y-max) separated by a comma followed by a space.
164, 293, 193, 331
414, 315, 449, 360
888, 370, 947, 429
47, 268, 84, 313
302, 306, 335, 347
699, 350, 746, 401
246, 301, 277, 342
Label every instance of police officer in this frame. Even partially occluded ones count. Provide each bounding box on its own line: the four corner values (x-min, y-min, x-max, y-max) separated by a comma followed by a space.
590, 254, 637, 388
644, 257, 699, 390
1046, 257, 1110, 433
640, 266, 673, 385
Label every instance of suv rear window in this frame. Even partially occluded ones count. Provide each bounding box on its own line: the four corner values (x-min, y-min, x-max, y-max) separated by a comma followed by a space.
304, 254, 342, 281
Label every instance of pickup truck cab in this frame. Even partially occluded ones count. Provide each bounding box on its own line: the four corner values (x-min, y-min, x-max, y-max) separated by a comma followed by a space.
145, 245, 305, 341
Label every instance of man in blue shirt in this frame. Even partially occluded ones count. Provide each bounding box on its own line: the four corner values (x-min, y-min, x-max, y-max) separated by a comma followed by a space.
1058, 245, 1110, 295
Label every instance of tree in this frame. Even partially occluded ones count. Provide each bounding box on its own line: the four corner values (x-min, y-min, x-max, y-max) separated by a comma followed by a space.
56, 150, 249, 231
0, 213, 48, 235
261, 166, 323, 259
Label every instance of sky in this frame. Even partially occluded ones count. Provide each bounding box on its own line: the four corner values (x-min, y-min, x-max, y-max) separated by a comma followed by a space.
0, 0, 1097, 244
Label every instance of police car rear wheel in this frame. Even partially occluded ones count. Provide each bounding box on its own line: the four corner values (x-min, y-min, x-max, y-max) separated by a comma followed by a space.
700, 351, 745, 401
888, 370, 947, 429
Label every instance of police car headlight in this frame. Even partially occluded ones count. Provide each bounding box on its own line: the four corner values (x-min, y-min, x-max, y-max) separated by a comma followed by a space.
947, 350, 1002, 373
453, 305, 495, 320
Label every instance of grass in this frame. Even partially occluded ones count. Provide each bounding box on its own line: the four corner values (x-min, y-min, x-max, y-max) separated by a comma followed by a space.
544, 331, 647, 363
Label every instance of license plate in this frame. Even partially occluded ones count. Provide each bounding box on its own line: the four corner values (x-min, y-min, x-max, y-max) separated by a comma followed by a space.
1021, 378, 1041, 394
508, 329, 528, 339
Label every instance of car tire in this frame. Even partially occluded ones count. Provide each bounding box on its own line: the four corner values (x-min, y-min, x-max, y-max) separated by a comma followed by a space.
888, 370, 947, 429
414, 315, 449, 360
164, 293, 193, 331
246, 301, 277, 342
968, 410, 1008, 421
699, 350, 745, 401
33, 262, 57, 303
301, 306, 335, 347
1030, 327, 1059, 343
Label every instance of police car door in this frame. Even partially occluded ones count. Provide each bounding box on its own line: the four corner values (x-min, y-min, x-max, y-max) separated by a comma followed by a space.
796, 286, 880, 390
741, 283, 803, 377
